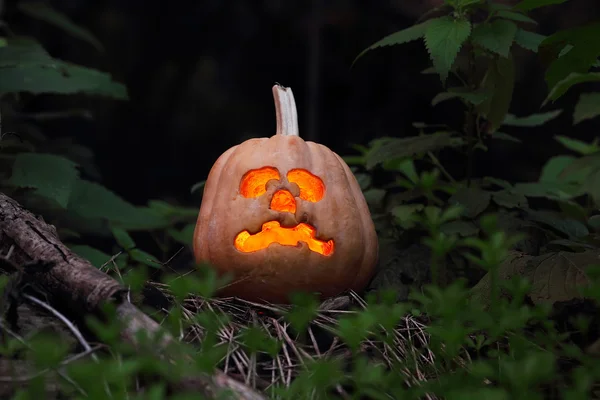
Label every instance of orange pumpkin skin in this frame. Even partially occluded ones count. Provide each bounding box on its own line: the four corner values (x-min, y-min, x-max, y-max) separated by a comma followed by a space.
193, 86, 378, 303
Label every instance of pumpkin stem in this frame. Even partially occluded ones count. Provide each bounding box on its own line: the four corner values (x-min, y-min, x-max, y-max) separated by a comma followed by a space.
273, 84, 299, 137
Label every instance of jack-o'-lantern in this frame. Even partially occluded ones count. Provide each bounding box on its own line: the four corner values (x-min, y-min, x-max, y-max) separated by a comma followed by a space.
193, 85, 378, 303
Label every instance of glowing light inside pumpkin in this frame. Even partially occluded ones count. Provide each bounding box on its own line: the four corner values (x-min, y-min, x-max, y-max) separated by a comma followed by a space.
287, 169, 325, 202
240, 167, 280, 198
234, 221, 334, 255
270, 189, 296, 213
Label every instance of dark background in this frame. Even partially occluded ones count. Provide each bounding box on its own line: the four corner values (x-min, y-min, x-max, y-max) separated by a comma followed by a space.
4, 0, 600, 209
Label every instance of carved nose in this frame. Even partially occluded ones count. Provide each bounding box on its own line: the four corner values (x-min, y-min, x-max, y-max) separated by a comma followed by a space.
270, 189, 296, 213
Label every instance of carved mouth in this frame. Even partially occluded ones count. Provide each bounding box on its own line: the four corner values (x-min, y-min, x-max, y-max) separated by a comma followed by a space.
234, 220, 334, 256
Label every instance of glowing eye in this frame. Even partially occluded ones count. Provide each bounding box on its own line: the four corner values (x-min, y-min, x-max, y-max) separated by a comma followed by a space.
240, 167, 280, 198
287, 169, 325, 202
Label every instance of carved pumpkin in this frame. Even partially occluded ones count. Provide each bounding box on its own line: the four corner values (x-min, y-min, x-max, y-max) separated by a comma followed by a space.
193, 85, 378, 303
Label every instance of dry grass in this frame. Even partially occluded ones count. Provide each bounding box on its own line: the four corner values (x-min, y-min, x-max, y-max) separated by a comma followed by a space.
147, 281, 450, 397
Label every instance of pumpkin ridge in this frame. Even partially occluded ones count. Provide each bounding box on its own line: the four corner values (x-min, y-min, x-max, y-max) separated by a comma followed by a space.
333, 152, 377, 289
194, 145, 238, 263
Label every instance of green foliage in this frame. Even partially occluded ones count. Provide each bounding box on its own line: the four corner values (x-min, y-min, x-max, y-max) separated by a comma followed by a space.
477, 56, 516, 133
540, 22, 600, 90
573, 92, 600, 124
0, 38, 127, 98
514, 29, 546, 52
424, 16, 472, 83
514, 0, 569, 12
471, 20, 518, 58
8, 152, 79, 208
502, 110, 562, 127
353, 20, 431, 65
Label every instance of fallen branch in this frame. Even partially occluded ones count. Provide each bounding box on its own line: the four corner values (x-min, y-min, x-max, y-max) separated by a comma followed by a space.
0, 192, 265, 399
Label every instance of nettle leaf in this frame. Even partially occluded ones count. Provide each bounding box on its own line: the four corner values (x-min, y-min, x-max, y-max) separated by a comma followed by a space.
541, 22, 600, 90
514, 29, 546, 52
471, 249, 597, 309
440, 220, 479, 237
471, 20, 518, 58
477, 56, 516, 134
544, 72, 600, 104
448, 187, 491, 219
514, 0, 569, 12
495, 10, 537, 24
491, 132, 522, 143
447, 0, 483, 8
573, 92, 600, 124
8, 153, 79, 208
129, 248, 161, 268
111, 226, 136, 250
492, 190, 528, 208
66, 180, 168, 230
365, 132, 463, 169
424, 16, 472, 83
555, 136, 600, 155
69, 245, 112, 269
586, 170, 600, 207
526, 209, 589, 239
502, 110, 562, 127
431, 88, 489, 106
540, 155, 579, 182
168, 224, 196, 246
17, 2, 103, 51
353, 20, 431, 65
391, 204, 424, 230
0, 37, 127, 98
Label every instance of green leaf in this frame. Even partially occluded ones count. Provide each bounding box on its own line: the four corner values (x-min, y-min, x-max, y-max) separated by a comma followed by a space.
573, 92, 600, 124
129, 248, 161, 268
477, 56, 516, 134
514, 29, 546, 52
111, 226, 135, 250
539, 155, 578, 182
541, 23, 600, 90
8, 153, 79, 208
447, 0, 483, 7
448, 187, 492, 219
365, 132, 463, 169
496, 10, 537, 24
544, 72, 600, 104
491, 132, 522, 143
424, 16, 472, 83
67, 180, 168, 229
492, 190, 528, 208
586, 170, 600, 207
168, 224, 196, 246
440, 220, 479, 237
471, 20, 518, 58
0, 38, 128, 98
391, 204, 424, 229
17, 2, 104, 51
69, 245, 113, 269
514, 0, 568, 11
555, 136, 600, 155
525, 209, 589, 239
353, 21, 431, 65
589, 215, 600, 231
147, 200, 198, 219
431, 88, 489, 106
502, 110, 562, 127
